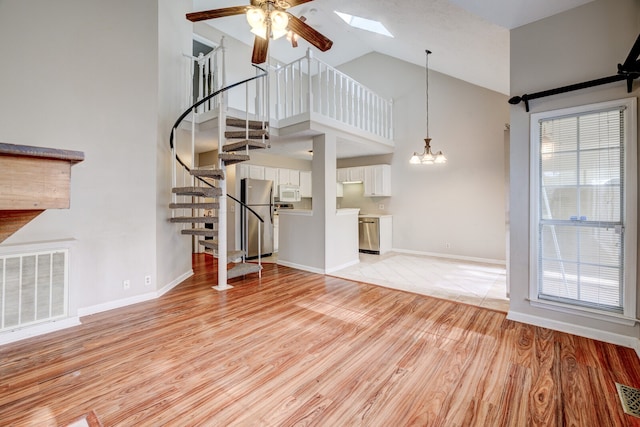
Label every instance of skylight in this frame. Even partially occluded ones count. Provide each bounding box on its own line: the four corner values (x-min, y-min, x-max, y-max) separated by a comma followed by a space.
334, 11, 394, 38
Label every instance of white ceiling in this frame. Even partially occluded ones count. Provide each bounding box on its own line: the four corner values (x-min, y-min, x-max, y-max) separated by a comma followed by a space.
189, 0, 595, 159
192, 0, 596, 95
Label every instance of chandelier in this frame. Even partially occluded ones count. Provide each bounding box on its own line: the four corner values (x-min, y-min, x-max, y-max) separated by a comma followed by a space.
410, 50, 446, 165
246, 1, 290, 40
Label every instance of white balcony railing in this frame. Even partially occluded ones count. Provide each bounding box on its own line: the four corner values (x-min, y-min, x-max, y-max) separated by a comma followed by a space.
273, 49, 394, 140
182, 40, 225, 114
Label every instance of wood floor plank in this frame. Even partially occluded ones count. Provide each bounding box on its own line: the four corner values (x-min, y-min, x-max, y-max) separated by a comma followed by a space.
1, 254, 639, 426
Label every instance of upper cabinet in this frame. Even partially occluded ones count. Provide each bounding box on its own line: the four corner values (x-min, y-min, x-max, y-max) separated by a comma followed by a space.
249, 165, 265, 180
338, 164, 391, 197
363, 164, 391, 197
277, 168, 300, 186
300, 171, 312, 198
336, 166, 365, 183
238, 164, 309, 194
237, 164, 249, 180
264, 166, 278, 183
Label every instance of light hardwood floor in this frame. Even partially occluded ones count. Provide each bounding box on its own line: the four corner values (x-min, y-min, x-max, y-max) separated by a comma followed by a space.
1, 254, 640, 426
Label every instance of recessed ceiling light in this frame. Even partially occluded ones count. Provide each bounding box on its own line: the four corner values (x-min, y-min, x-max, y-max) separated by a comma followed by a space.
334, 11, 394, 38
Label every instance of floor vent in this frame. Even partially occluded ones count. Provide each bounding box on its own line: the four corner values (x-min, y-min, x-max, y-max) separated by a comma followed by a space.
616, 382, 640, 418
0, 249, 68, 333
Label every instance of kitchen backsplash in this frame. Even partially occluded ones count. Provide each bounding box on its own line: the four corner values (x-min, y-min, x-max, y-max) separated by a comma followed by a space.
337, 183, 390, 214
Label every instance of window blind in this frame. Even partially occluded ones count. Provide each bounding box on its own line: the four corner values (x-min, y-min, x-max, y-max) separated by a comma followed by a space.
537, 107, 625, 312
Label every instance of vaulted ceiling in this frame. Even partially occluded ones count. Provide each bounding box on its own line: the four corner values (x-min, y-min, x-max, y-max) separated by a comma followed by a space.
192, 0, 596, 95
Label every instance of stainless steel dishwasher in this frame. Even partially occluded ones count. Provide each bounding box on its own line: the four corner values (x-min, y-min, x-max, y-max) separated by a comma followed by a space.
358, 217, 380, 254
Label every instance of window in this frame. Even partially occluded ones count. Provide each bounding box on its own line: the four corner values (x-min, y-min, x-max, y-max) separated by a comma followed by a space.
530, 98, 637, 320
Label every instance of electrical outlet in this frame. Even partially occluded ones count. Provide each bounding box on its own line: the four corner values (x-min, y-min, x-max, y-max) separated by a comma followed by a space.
144, 275, 152, 286
123, 279, 130, 290
445, 242, 451, 249
378, 204, 384, 210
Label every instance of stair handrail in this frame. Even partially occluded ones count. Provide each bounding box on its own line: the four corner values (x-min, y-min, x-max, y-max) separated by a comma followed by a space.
170, 65, 269, 286
171, 159, 264, 224
170, 63, 268, 224
169, 64, 267, 151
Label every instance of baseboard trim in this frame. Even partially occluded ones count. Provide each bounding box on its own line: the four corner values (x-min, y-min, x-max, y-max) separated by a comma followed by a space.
325, 258, 360, 274
0, 317, 81, 346
277, 259, 325, 274
77, 291, 158, 318
392, 248, 506, 266
507, 309, 640, 357
77, 269, 193, 318
157, 270, 193, 297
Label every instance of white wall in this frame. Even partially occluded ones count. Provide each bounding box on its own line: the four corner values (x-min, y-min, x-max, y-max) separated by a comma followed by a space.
338, 53, 509, 262
509, 0, 640, 345
193, 23, 262, 114
0, 0, 192, 314
157, 0, 193, 295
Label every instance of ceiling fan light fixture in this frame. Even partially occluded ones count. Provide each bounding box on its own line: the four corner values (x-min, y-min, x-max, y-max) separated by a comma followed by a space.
271, 10, 289, 31
271, 27, 288, 40
246, 7, 266, 28
251, 24, 268, 39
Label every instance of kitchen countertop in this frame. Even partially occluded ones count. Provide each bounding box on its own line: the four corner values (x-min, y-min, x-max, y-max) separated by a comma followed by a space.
278, 209, 361, 216
358, 213, 393, 218
337, 208, 360, 216
277, 209, 312, 216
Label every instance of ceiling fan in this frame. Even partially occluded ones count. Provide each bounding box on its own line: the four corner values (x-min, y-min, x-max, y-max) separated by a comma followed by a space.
186, 0, 333, 65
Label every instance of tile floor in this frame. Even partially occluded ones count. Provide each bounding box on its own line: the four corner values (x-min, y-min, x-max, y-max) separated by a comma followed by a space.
329, 252, 510, 312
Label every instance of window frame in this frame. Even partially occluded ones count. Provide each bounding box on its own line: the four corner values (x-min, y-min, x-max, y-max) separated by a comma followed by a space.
529, 97, 637, 324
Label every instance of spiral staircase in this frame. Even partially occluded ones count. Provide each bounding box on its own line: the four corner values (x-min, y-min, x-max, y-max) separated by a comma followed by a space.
168, 61, 269, 290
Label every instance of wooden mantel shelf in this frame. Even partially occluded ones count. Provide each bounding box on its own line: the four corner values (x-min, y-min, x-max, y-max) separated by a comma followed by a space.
0, 142, 84, 243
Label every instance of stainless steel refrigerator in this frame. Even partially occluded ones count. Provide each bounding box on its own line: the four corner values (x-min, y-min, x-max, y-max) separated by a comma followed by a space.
240, 178, 274, 259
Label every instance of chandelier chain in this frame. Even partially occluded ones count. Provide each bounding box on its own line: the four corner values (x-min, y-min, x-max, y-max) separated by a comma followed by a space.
425, 49, 431, 138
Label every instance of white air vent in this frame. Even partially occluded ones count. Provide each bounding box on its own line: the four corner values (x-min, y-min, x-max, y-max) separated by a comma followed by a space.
0, 249, 68, 332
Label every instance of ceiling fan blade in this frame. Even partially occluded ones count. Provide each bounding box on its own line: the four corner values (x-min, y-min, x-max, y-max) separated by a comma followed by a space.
286, 0, 315, 7
186, 6, 248, 22
621, 34, 640, 71
252, 36, 269, 64
287, 14, 333, 52
288, 16, 306, 48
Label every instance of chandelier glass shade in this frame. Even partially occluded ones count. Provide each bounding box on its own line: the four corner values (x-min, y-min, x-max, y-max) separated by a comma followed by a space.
410, 138, 447, 164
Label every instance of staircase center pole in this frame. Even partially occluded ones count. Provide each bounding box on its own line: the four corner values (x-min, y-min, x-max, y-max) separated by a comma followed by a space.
213, 72, 230, 291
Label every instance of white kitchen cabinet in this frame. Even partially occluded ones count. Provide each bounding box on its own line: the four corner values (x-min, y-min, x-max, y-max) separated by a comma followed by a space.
337, 167, 365, 183
379, 216, 393, 254
237, 164, 249, 180
249, 165, 265, 180
277, 168, 300, 186
273, 214, 279, 252
337, 168, 349, 183
264, 166, 278, 183
300, 170, 312, 198
363, 165, 391, 196
349, 167, 365, 182
336, 182, 344, 197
